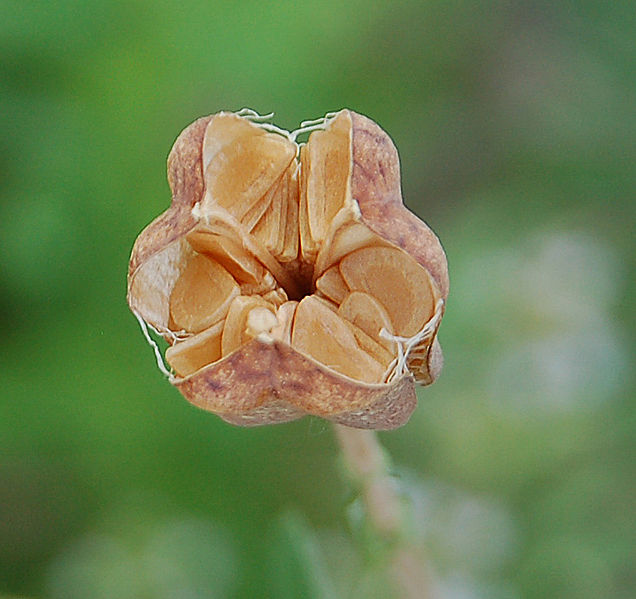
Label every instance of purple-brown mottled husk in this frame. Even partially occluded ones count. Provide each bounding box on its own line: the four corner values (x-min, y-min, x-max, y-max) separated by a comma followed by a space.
127, 110, 447, 429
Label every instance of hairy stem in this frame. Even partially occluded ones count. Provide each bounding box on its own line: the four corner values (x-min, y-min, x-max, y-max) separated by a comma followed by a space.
333, 424, 435, 599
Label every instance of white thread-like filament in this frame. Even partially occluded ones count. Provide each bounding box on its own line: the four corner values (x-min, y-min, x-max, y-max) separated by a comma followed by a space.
380, 299, 444, 383
134, 311, 175, 381
232, 108, 340, 144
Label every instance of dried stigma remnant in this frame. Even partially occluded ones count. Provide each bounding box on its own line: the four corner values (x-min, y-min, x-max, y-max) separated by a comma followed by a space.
127, 109, 449, 429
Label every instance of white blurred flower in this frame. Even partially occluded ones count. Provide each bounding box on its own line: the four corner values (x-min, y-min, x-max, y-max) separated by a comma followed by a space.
404, 476, 519, 575
45, 516, 237, 599
456, 230, 629, 412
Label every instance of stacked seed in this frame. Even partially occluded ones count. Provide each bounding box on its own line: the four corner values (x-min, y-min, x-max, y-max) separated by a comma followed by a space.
164, 111, 441, 384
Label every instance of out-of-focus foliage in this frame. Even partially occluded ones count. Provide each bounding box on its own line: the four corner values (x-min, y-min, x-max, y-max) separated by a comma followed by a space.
1, 1, 633, 598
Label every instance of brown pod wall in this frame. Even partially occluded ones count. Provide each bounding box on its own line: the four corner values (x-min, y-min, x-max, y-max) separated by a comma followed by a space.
127, 109, 448, 429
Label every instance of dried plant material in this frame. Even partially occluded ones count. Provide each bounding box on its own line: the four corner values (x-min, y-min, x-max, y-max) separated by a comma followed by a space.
315, 266, 349, 304
404, 339, 442, 386
241, 184, 274, 231
312, 293, 340, 312
195, 211, 301, 299
169, 254, 239, 333
186, 227, 265, 286
292, 297, 386, 384
221, 295, 276, 357
251, 165, 287, 258
342, 318, 394, 369
261, 287, 288, 307
165, 321, 223, 378
314, 219, 385, 277
340, 247, 437, 337
297, 144, 317, 262
270, 300, 298, 345
127, 108, 448, 429
279, 166, 300, 262
300, 112, 351, 251
338, 291, 394, 351
241, 271, 277, 297
203, 114, 296, 221
245, 306, 279, 338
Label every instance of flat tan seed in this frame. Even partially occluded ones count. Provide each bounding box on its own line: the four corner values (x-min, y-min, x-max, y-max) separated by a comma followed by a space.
169, 254, 239, 333
315, 221, 383, 275
221, 295, 275, 357
342, 319, 393, 369
312, 294, 339, 313
274, 166, 289, 257
304, 112, 352, 244
251, 165, 286, 256
339, 246, 435, 337
406, 337, 442, 386
165, 321, 224, 377
202, 113, 260, 171
291, 296, 385, 384
186, 229, 265, 286
315, 266, 349, 304
338, 291, 395, 351
279, 165, 299, 262
241, 181, 275, 231
407, 354, 428, 374
298, 145, 319, 261
204, 119, 296, 221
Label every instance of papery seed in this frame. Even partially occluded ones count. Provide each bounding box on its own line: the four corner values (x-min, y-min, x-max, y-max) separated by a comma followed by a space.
203, 114, 296, 221
186, 228, 265, 286
342, 318, 393, 369
340, 246, 435, 337
261, 287, 289, 307
315, 266, 349, 304
169, 254, 239, 333
279, 165, 300, 262
338, 291, 394, 351
165, 321, 224, 377
291, 296, 385, 383
304, 112, 351, 244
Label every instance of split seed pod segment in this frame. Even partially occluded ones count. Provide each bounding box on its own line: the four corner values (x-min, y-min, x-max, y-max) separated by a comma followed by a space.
127, 109, 449, 429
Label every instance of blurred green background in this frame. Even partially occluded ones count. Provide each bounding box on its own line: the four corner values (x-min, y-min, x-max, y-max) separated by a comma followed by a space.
1, 1, 634, 598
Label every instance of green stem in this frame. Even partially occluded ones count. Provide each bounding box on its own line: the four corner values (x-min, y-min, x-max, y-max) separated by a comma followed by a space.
332, 424, 435, 599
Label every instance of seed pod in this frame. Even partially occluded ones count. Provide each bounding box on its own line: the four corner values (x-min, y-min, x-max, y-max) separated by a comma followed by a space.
127, 109, 448, 429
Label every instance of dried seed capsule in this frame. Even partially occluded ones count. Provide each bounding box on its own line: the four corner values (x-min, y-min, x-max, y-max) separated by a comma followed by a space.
127, 109, 448, 429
